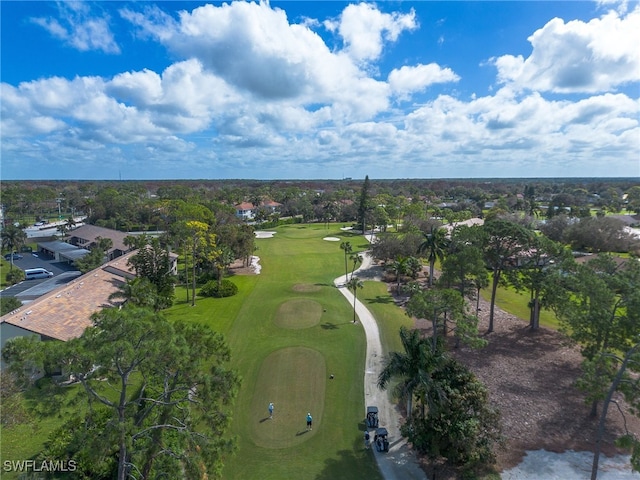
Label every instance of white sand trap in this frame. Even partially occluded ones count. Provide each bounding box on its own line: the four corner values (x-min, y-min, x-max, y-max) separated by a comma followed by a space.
339, 226, 353, 231
250, 256, 262, 274
254, 231, 276, 239
323, 237, 340, 241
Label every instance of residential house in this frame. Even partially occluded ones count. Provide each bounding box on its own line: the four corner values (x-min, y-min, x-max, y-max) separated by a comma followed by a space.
0, 251, 137, 369
234, 200, 282, 221
67, 224, 132, 260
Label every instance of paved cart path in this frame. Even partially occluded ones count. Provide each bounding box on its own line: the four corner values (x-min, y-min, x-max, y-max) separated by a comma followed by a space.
334, 246, 426, 480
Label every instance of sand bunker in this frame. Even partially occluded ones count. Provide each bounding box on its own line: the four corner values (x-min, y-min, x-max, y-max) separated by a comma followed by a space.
255, 231, 276, 238
250, 256, 262, 274
323, 237, 340, 241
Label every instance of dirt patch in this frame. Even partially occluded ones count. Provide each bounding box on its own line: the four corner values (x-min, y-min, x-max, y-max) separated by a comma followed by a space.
412, 293, 640, 473
292, 283, 322, 293
229, 258, 258, 276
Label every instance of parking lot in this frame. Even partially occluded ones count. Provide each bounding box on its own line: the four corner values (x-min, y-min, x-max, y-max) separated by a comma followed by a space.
1, 251, 80, 299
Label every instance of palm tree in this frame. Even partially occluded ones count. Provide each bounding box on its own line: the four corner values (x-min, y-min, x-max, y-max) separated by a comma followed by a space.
349, 252, 363, 279
65, 215, 76, 232
391, 256, 408, 292
124, 233, 149, 251
378, 326, 445, 420
57, 216, 76, 239
57, 223, 68, 238
339, 241, 352, 281
417, 226, 449, 287
1, 226, 27, 272
109, 278, 158, 310
95, 236, 114, 261
346, 276, 364, 323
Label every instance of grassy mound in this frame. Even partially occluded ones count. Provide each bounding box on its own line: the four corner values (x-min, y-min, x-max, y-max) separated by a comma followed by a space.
274, 298, 323, 329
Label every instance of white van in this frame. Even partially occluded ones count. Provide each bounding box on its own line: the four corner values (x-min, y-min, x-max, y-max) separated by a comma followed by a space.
24, 268, 54, 280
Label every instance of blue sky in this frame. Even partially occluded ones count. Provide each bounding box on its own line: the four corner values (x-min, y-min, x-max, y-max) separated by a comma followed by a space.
1, 1, 638, 180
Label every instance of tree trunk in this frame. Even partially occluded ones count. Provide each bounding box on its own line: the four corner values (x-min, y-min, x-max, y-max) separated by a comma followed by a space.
117, 375, 130, 480
591, 344, 639, 480
432, 309, 438, 353
344, 253, 348, 281
429, 260, 435, 287
352, 293, 357, 323
488, 271, 500, 333
191, 255, 197, 307
531, 295, 540, 330
184, 246, 189, 304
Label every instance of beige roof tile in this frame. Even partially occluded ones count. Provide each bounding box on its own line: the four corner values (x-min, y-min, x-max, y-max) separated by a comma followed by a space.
1, 251, 138, 341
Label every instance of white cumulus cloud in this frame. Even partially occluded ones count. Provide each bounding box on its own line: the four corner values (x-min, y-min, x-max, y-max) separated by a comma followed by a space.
324, 3, 417, 63
388, 63, 460, 97
492, 6, 640, 93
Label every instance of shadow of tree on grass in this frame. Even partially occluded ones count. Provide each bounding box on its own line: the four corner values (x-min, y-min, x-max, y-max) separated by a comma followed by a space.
321, 322, 339, 330
314, 444, 383, 480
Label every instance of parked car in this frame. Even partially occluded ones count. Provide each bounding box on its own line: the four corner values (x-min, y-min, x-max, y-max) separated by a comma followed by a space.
4, 253, 23, 260
24, 268, 54, 279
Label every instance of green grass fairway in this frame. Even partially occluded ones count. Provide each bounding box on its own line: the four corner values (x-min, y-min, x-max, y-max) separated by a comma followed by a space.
480, 285, 560, 329
165, 223, 382, 480
360, 281, 415, 355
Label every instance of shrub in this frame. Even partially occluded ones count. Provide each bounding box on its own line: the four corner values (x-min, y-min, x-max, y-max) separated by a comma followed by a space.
1, 297, 22, 315
6, 269, 25, 285
200, 279, 238, 298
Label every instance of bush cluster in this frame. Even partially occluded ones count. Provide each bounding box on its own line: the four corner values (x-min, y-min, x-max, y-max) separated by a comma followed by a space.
200, 279, 238, 298
5, 269, 25, 285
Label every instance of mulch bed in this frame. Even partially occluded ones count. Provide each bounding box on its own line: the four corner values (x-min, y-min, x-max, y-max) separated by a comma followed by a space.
413, 292, 640, 473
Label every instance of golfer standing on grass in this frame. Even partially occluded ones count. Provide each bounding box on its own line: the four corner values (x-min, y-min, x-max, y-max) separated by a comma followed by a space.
306, 412, 313, 430
268, 402, 274, 419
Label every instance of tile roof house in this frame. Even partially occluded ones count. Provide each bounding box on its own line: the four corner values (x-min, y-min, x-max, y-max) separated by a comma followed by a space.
234, 200, 282, 220
0, 251, 137, 368
66, 224, 132, 260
